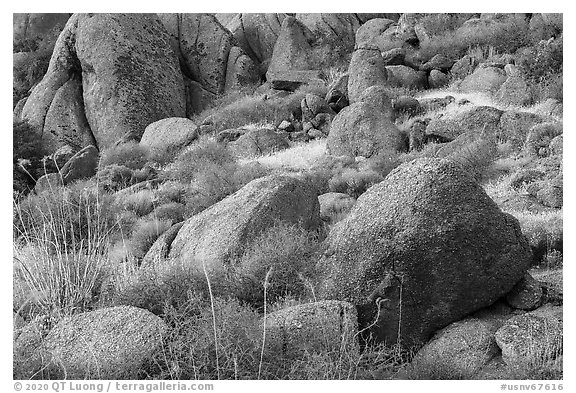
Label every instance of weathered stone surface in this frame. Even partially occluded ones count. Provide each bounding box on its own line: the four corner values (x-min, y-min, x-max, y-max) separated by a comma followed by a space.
385, 65, 427, 90
41, 306, 166, 379
459, 66, 507, 94
317, 158, 532, 348
410, 317, 502, 378
266, 17, 316, 83
43, 76, 96, 153
229, 128, 289, 158
347, 47, 387, 104
225, 13, 287, 68
505, 272, 543, 310
140, 118, 199, 154
318, 192, 356, 223
451, 55, 479, 80
264, 300, 359, 358
297, 13, 360, 52
327, 85, 403, 158
158, 13, 234, 95
23, 14, 186, 150
167, 175, 321, 275
496, 76, 532, 107
355, 18, 396, 48
426, 106, 503, 141
60, 145, 99, 185
224, 46, 260, 91
495, 312, 562, 369
428, 70, 450, 89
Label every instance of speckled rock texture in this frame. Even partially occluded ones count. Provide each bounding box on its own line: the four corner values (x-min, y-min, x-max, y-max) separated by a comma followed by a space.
327, 85, 404, 158
347, 47, 388, 104
22, 13, 186, 150
317, 158, 532, 348
41, 306, 166, 379
140, 117, 199, 154
355, 18, 397, 48
263, 300, 359, 358
168, 175, 321, 275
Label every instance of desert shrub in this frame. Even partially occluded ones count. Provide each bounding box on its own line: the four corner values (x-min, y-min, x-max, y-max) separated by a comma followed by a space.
128, 218, 172, 260
162, 137, 236, 184
156, 181, 188, 204
95, 164, 134, 192
184, 162, 270, 217
13, 120, 55, 194
120, 189, 157, 217
418, 17, 531, 62
517, 36, 563, 84
14, 180, 118, 252
232, 222, 321, 309
150, 202, 186, 223
99, 141, 150, 171
446, 137, 498, 182
328, 168, 383, 198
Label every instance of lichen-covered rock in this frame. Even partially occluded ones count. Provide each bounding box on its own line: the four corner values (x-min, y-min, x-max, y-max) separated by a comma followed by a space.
167, 175, 321, 276
41, 306, 166, 379
459, 66, 507, 94
158, 13, 234, 95
327, 86, 404, 158
495, 312, 562, 370
426, 106, 503, 141
43, 76, 96, 153
317, 158, 532, 348
60, 145, 99, 185
505, 272, 543, 310
347, 47, 388, 104
140, 117, 199, 154
23, 13, 186, 150
263, 300, 359, 358
229, 128, 289, 158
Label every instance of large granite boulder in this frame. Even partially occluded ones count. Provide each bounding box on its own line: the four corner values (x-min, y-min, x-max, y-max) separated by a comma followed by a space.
347, 47, 388, 104
317, 158, 532, 348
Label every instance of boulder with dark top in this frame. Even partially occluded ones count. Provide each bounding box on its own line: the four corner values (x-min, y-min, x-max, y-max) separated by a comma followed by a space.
41, 306, 166, 379
60, 145, 99, 185
264, 300, 359, 358
317, 158, 532, 348
167, 175, 321, 276
426, 106, 504, 141
327, 85, 404, 158
140, 117, 199, 154
347, 47, 388, 104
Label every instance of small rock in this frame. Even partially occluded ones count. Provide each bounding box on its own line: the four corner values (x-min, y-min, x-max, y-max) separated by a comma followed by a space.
505, 273, 543, 310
